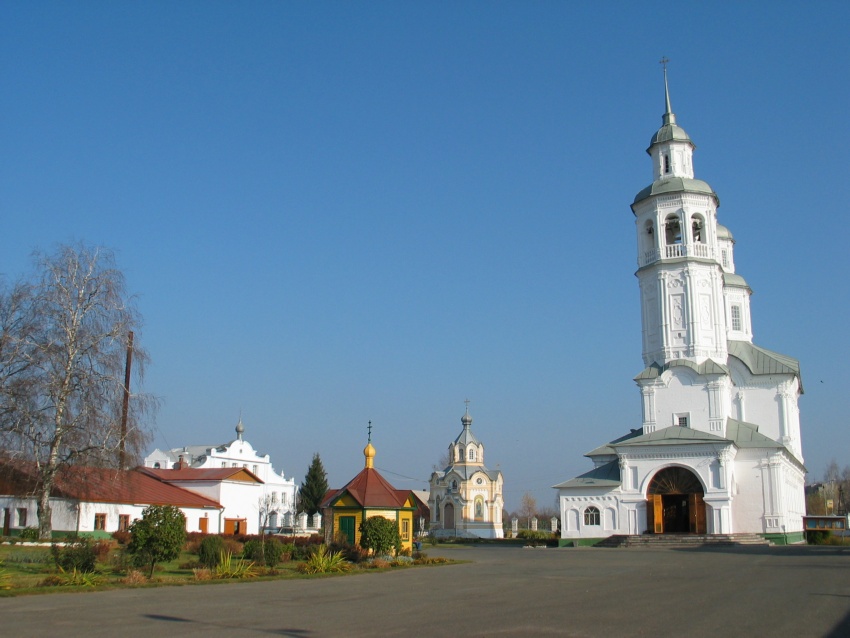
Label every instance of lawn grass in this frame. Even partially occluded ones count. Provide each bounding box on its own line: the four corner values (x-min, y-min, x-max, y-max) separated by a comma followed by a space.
0, 542, 458, 597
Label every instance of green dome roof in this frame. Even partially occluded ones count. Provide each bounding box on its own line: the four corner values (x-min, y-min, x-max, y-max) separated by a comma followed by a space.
717, 224, 734, 241
632, 177, 718, 207
649, 122, 693, 149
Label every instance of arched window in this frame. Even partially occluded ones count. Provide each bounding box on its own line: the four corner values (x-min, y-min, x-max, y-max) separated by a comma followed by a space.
474, 497, 484, 521
583, 506, 600, 526
153, 462, 161, 469
457, 446, 464, 462
665, 214, 682, 245
663, 154, 671, 174
691, 215, 705, 243
451, 479, 458, 491
468, 448, 475, 461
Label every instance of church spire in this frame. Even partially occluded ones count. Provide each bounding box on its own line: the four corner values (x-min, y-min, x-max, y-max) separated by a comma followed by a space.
661, 57, 676, 126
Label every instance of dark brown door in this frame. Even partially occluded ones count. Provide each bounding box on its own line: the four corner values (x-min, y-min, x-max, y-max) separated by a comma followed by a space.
444, 503, 455, 529
689, 493, 707, 534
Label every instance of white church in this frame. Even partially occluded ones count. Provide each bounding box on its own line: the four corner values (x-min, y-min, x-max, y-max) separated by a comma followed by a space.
145, 418, 298, 532
555, 71, 806, 545
429, 404, 504, 538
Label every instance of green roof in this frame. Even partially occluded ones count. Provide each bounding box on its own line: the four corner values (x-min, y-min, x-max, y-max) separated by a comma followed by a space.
552, 460, 621, 489
634, 358, 728, 382
723, 273, 751, 290
613, 425, 729, 447
728, 340, 801, 384
585, 429, 643, 457
632, 177, 718, 208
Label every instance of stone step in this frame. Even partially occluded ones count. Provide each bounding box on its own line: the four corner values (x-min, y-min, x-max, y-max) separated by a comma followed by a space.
595, 533, 772, 548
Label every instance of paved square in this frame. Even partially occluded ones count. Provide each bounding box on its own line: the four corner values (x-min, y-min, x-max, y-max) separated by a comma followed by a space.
2, 544, 850, 636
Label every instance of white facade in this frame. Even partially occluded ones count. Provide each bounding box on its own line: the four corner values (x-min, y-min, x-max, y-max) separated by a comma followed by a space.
555, 73, 806, 544
0, 494, 223, 536
144, 419, 298, 530
428, 406, 504, 539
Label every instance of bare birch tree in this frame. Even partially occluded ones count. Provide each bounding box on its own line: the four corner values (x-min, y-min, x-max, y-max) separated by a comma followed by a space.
0, 243, 156, 538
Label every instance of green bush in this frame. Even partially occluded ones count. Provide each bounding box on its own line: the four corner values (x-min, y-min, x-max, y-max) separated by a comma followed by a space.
51, 538, 99, 573
806, 529, 832, 545
19, 527, 39, 541
243, 538, 284, 567
517, 529, 553, 541
198, 535, 225, 568
359, 516, 402, 556
128, 505, 187, 578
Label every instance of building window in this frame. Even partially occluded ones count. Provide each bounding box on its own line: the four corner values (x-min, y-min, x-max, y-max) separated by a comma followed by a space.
675, 413, 690, 428
94, 514, 107, 531
221, 462, 226, 467
584, 506, 600, 526
401, 519, 410, 541
692, 216, 704, 243
731, 305, 742, 331
153, 462, 161, 469
17, 508, 27, 527
118, 515, 130, 532
468, 449, 475, 461
252, 465, 258, 475
665, 215, 682, 245
721, 249, 729, 268
663, 154, 670, 174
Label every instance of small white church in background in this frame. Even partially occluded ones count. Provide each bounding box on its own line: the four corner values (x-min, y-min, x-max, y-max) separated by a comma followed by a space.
555, 70, 806, 545
145, 418, 298, 530
429, 404, 504, 539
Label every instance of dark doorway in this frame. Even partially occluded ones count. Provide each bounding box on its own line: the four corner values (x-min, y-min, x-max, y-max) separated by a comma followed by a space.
444, 503, 455, 530
662, 494, 690, 533
646, 467, 706, 534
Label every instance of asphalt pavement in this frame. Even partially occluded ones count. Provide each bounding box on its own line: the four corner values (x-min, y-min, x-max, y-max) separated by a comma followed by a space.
2, 543, 850, 637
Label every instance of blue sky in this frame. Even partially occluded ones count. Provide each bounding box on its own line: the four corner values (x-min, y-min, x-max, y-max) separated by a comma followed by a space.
2, 2, 848, 511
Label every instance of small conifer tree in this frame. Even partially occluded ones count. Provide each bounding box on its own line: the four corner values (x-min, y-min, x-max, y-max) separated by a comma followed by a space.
299, 453, 329, 515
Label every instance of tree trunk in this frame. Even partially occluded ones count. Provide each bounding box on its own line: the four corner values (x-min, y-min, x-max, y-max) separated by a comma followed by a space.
37, 482, 53, 540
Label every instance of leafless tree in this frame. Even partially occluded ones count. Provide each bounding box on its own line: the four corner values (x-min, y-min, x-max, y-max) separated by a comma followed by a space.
0, 244, 156, 538
519, 491, 537, 529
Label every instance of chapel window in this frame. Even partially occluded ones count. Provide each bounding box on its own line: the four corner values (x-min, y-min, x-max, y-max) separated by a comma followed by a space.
583, 506, 600, 526
731, 305, 742, 331
468, 449, 475, 461
663, 154, 671, 174
153, 462, 161, 469
676, 414, 690, 428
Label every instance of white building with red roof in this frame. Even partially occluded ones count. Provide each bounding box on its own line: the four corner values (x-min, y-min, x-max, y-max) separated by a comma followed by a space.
144, 418, 298, 532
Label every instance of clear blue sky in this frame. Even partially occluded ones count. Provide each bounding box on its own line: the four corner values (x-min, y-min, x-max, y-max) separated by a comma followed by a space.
2, 2, 848, 512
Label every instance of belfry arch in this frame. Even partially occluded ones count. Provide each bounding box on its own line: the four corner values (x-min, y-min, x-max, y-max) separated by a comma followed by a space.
646, 466, 707, 534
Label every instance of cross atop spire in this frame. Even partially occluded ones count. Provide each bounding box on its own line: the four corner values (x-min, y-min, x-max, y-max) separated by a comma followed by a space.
660, 56, 676, 126
367, 420, 372, 443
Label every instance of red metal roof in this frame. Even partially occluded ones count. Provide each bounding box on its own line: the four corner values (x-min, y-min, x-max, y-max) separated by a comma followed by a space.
323, 467, 414, 509
0, 462, 222, 509
140, 467, 263, 484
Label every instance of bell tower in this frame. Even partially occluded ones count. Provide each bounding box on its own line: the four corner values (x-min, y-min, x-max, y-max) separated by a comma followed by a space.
631, 64, 729, 368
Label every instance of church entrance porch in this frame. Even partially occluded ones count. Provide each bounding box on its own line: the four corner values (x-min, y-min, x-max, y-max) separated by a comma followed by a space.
646, 467, 706, 534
